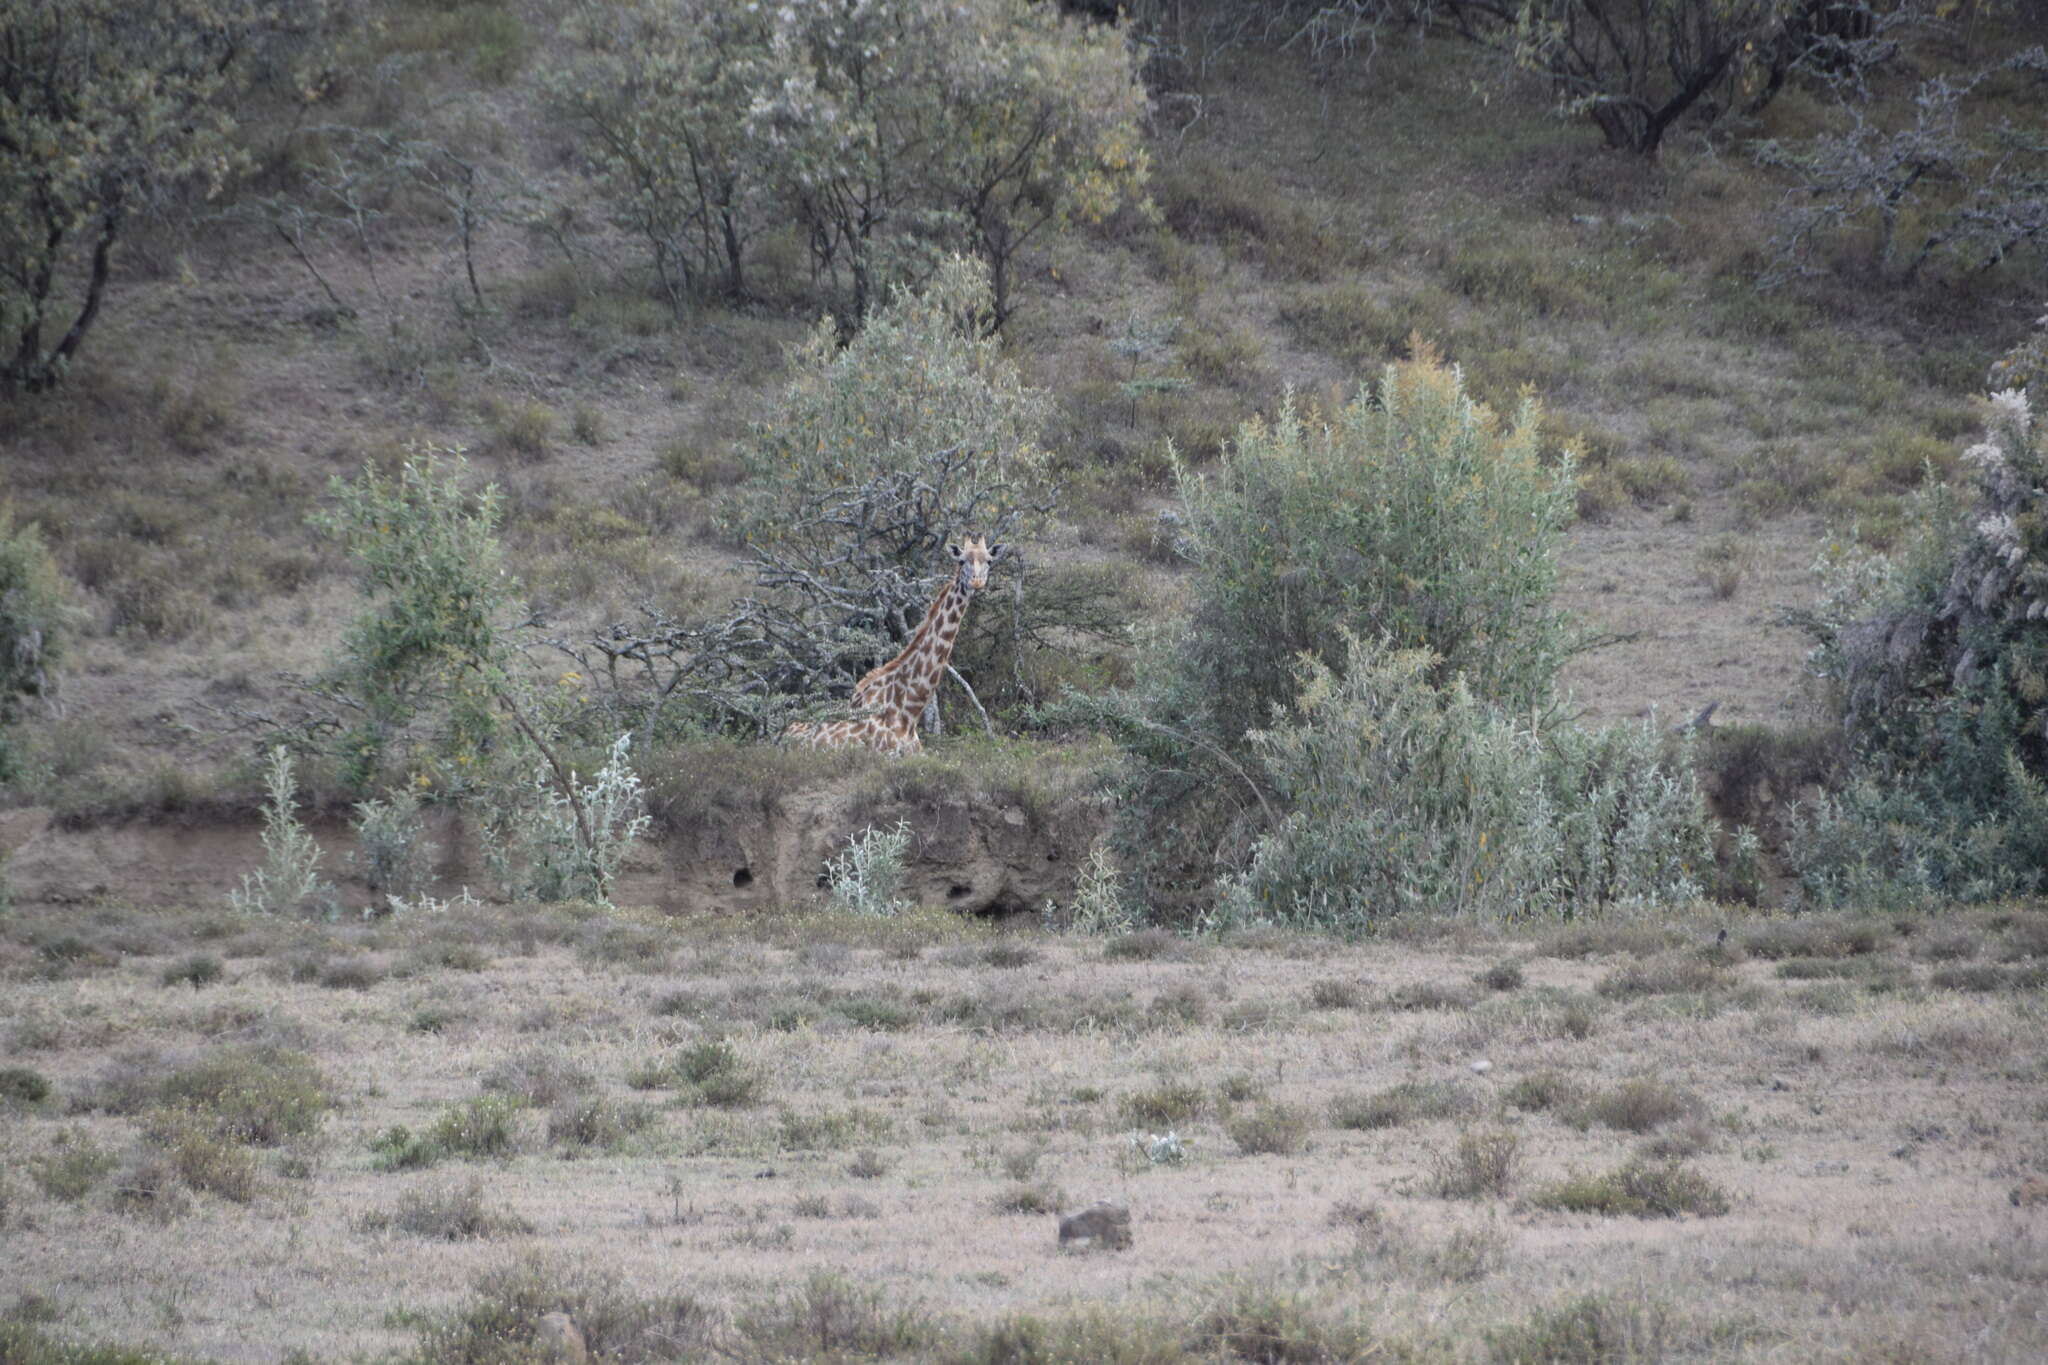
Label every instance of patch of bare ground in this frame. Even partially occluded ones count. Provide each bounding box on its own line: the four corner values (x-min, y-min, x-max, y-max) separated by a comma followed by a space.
1, 901, 2043, 1360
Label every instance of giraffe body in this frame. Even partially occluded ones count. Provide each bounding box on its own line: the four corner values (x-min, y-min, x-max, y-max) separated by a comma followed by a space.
785, 537, 1002, 757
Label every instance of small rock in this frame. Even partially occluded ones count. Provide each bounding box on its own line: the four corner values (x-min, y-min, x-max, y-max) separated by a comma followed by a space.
536, 1313, 588, 1365
1058, 1202, 1132, 1252
2012, 1177, 2048, 1209
1769, 1076, 1794, 1092
1469, 1059, 1492, 1075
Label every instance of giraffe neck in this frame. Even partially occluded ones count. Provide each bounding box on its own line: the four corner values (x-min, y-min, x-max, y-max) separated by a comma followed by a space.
887, 575, 971, 718
858, 572, 969, 707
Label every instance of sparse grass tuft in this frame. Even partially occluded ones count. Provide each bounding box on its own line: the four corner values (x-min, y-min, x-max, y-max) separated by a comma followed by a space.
1193, 1282, 1391, 1364
159, 953, 224, 989
1595, 955, 1728, 999
482, 396, 557, 462
1428, 1128, 1521, 1199
144, 1112, 262, 1203
425, 1096, 524, 1161
416, 1254, 718, 1363
1478, 960, 1525, 992
991, 1182, 1065, 1215
388, 1178, 535, 1240
1102, 928, 1192, 962
1119, 1079, 1206, 1129
1387, 980, 1477, 1011
1742, 916, 1888, 961
1332, 1080, 1471, 1131
482, 1049, 595, 1108
1484, 1292, 1671, 1364
546, 1097, 656, 1152
1539, 924, 1681, 960
1931, 963, 2048, 993
155, 1046, 331, 1146
732, 1271, 933, 1360
1227, 1102, 1312, 1156
1146, 981, 1210, 1025
29, 1131, 117, 1202
1573, 1077, 1702, 1134
1307, 978, 1367, 1009
1505, 1071, 1585, 1114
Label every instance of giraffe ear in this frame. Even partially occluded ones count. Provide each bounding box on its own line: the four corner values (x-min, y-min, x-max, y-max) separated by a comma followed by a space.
988, 543, 1006, 560
948, 543, 963, 561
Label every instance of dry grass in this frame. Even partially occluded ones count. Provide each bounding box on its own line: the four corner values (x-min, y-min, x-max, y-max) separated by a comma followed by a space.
1, 899, 2038, 1361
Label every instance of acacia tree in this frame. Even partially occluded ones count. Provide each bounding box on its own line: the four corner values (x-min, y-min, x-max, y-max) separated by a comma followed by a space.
1232, 0, 1896, 156
1758, 47, 2048, 284
539, 0, 1146, 325
546, 0, 775, 308
900, 0, 1151, 327
762, 0, 1148, 323
0, 0, 327, 391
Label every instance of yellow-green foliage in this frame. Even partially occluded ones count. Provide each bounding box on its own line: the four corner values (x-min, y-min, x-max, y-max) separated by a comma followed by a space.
1184, 350, 1577, 729
720, 257, 1052, 548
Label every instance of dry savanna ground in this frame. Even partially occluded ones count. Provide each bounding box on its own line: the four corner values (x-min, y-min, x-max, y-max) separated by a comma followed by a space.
3, 897, 2046, 1363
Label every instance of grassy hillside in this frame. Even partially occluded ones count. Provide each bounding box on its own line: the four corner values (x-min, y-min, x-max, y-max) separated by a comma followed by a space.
0, 1, 2038, 824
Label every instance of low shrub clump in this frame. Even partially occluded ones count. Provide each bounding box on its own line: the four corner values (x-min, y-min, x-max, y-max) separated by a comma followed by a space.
1227, 1102, 1312, 1156
389, 1178, 536, 1240
628, 1039, 760, 1108
154, 1046, 331, 1146
1331, 1081, 1470, 1131
1429, 1128, 1521, 1199
1530, 1159, 1731, 1218
1223, 636, 1714, 930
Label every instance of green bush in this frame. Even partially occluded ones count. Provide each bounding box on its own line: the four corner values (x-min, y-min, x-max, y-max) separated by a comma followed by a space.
1076, 352, 1581, 921
0, 508, 68, 783
1791, 389, 2048, 904
548, 0, 1146, 324
1221, 635, 1713, 929
0, 1066, 51, 1105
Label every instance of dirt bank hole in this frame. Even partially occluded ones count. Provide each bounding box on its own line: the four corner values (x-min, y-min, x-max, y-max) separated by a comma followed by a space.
732, 867, 753, 889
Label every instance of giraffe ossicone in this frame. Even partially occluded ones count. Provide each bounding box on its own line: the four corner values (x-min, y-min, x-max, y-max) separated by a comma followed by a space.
784, 536, 1004, 757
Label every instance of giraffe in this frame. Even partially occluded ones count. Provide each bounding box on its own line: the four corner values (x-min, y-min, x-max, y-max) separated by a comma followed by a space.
785, 536, 1004, 757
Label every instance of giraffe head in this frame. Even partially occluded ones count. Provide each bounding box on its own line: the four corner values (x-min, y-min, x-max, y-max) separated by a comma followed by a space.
948, 536, 1004, 596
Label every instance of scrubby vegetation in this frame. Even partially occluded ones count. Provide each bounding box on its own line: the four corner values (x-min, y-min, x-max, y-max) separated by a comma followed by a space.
1, 0, 2045, 1353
